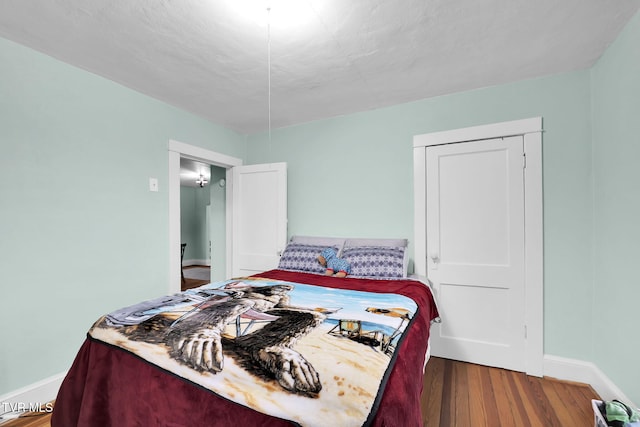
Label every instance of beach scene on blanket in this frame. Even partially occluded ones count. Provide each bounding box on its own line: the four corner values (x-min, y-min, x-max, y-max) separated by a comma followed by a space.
89, 277, 418, 427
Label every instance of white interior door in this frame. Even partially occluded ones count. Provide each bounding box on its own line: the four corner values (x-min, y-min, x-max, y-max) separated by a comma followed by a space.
426, 136, 526, 372
231, 163, 287, 277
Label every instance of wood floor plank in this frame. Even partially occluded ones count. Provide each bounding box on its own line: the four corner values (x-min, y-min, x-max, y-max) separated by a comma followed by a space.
0, 413, 51, 427
505, 372, 534, 427
533, 374, 584, 427
438, 358, 455, 427
488, 367, 520, 426
478, 362, 501, 427
550, 378, 595, 423
422, 356, 445, 427
521, 375, 563, 427
466, 362, 489, 425
451, 361, 471, 426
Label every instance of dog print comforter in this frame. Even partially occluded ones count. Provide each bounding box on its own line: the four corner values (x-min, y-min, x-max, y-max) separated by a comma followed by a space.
52, 270, 439, 427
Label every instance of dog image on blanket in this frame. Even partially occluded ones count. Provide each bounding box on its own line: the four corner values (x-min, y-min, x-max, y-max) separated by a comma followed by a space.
90, 277, 417, 426
101, 281, 326, 395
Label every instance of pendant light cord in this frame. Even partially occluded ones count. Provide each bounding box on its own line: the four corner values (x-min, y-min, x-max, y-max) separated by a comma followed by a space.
267, 7, 272, 145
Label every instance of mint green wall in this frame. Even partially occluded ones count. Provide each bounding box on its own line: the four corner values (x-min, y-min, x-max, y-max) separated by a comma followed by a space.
180, 186, 210, 261
591, 11, 640, 406
248, 70, 595, 363
0, 37, 246, 395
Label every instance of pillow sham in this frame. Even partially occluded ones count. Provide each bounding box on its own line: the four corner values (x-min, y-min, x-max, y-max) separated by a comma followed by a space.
343, 238, 408, 249
342, 246, 406, 279
277, 243, 338, 274
290, 236, 346, 255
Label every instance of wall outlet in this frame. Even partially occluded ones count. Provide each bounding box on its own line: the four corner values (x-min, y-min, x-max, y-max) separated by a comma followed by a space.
149, 177, 159, 192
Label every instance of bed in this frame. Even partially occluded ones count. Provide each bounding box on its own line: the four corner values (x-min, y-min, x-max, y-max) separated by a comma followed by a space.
51, 237, 439, 427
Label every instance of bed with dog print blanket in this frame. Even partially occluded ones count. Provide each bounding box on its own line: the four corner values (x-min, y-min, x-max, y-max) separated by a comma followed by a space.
51, 269, 439, 427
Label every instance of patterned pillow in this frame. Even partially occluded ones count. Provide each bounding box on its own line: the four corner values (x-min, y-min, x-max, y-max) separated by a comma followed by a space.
342, 246, 406, 278
277, 243, 338, 274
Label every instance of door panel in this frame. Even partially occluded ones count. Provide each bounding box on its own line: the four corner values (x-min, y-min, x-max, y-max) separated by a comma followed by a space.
439, 284, 510, 343
231, 163, 287, 277
426, 136, 525, 371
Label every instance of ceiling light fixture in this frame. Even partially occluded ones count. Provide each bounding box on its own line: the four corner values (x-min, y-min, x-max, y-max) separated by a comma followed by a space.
229, 0, 318, 30
196, 174, 208, 187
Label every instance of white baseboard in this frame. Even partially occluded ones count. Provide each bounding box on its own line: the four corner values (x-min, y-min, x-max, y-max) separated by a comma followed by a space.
544, 354, 636, 408
0, 371, 66, 421
182, 259, 210, 267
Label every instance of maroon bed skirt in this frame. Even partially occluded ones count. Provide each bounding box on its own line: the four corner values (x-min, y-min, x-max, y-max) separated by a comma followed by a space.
52, 270, 439, 426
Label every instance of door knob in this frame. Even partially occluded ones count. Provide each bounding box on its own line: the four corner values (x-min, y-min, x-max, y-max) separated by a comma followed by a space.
429, 253, 440, 270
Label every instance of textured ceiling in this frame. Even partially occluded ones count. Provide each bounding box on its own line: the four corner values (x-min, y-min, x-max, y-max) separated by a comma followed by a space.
0, 0, 638, 134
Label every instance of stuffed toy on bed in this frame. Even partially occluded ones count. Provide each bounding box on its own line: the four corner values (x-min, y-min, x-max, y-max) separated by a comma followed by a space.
318, 247, 351, 278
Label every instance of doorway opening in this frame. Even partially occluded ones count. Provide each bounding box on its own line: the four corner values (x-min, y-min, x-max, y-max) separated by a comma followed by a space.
179, 159, 227, 290
168, 140, 243, 293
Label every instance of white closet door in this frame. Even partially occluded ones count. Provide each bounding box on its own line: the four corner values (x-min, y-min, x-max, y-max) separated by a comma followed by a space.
426, 136, 526, 371
231, 163, 287, 277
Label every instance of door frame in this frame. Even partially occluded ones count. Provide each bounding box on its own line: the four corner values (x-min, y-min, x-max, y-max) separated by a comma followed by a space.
168, 139, 243, 293
413, 117, 543, 376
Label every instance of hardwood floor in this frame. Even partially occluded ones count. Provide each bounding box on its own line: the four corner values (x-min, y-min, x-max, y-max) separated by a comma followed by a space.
0, 410, 52, 427
1, 360, 599, 427
422, 357, 600, 426
181, 265, 211, 291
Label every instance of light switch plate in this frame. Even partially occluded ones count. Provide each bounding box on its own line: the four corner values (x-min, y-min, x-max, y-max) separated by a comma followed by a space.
149, 177, 158, 192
